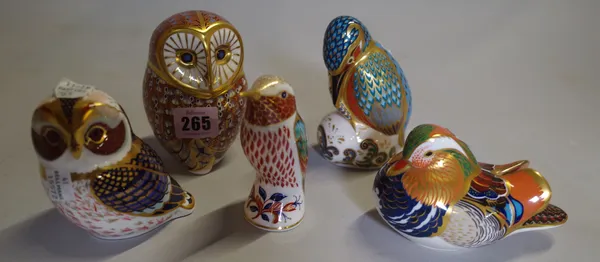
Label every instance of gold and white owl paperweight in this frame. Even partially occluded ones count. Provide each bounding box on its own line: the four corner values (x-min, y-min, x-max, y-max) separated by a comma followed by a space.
31, 78, 195, 240
142, 10, 247, 175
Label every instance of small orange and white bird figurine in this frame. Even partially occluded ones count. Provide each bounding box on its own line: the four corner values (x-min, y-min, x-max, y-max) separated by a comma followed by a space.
374, 124, 568, 250
240, 75, 307, 232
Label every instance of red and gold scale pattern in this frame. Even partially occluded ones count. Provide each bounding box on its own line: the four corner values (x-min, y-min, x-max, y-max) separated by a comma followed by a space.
241, 125, 298, 188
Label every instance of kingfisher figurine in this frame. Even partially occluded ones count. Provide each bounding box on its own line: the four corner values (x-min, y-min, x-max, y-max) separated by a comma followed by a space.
31, 78, 195, 240
240, 75, 307, 232
373, 124, 568, 250
142, 10, 247, 175
318, 15, 412, 170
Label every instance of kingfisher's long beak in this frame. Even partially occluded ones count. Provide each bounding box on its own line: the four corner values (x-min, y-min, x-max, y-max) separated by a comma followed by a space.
387, 159, 411, 177
329, 72, 344, 105
70, 136, 83, 159
240, 89, 260, 100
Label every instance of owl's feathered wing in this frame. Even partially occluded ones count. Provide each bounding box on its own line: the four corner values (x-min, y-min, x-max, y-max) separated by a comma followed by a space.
91, 137, 195, 216
294, 114, 308, 175
344, 45, 411, 136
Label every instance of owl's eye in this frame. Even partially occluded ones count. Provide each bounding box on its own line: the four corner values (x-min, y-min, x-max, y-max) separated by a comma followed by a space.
281, 91, 288, 99
214, 46, 230, 64
42, 127, 62, 146
210, 27, 242, 87
347, 56, 355, 64
32, 126, 67, 161
216, 49, 227, 60
178, 51, 196, 65
162, 32, 208, 90
85, 125, 108, 145
85, 121, 126, 156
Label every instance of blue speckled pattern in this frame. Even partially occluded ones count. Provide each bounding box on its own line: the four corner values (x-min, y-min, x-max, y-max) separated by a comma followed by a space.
375, 42, 412, 130
323, 16, 371, 72
353, 48, 409, 134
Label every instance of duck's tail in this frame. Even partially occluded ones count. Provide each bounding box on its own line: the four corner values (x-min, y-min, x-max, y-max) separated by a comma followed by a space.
519, 204, 568, 231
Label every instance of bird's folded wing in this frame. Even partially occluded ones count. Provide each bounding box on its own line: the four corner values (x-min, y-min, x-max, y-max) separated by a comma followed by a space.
91, 165, 170, 215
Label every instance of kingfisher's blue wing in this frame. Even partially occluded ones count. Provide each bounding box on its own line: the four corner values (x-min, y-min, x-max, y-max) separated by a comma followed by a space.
294, 114, 308, 174
352, 48, 409, 135
375, 42, 412, 130
91, 138, 192, 215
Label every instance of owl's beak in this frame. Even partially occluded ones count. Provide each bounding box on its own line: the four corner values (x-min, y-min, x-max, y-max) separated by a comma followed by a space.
70, 136, 82, 160
387, 159, 411, 177
240, 90, 260, 100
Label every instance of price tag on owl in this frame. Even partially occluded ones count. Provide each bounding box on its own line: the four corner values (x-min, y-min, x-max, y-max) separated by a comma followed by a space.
173, 107, 219, 138
54, 78, 96, 99
45, 169, 75, 202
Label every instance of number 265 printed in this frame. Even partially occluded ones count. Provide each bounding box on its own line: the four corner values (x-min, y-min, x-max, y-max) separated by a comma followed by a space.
181, 116, 211, 131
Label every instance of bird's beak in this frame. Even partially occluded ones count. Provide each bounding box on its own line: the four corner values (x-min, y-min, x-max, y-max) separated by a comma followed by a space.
329, 72, 344, 105
387, 159, 411, 177
240, 89, 260, 100
70, 136, 83, 160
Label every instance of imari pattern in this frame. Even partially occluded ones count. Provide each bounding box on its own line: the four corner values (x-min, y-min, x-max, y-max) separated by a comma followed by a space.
246, 185, 303, 224
142, 68, 247, 170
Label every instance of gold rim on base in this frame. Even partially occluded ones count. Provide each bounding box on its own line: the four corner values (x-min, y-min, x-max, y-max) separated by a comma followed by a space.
244, 214, 304, 232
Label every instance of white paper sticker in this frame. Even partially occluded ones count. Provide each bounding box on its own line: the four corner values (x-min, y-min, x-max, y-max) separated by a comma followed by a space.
46, 169, 75, 201
54, 78, 96, 99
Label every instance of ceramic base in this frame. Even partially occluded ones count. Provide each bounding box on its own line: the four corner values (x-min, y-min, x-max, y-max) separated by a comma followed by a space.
244, 214, 304, 232
317, 111, 401, 170
243, 182, 305, 232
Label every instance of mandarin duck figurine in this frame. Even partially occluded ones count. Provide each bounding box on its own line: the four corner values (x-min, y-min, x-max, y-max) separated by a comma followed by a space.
142, 10, 247, 175
374, 124, 568, 250
31, 79, 195, 240
318, 15, 412, 170
240, 75, 307, 231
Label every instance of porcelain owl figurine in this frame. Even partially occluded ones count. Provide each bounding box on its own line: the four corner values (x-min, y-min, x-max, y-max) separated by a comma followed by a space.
143, 10, 247, 175
374, 124, 568, 251
31, 79, 195, 240
240, 75, 307, 232
318, 15, 412, 170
